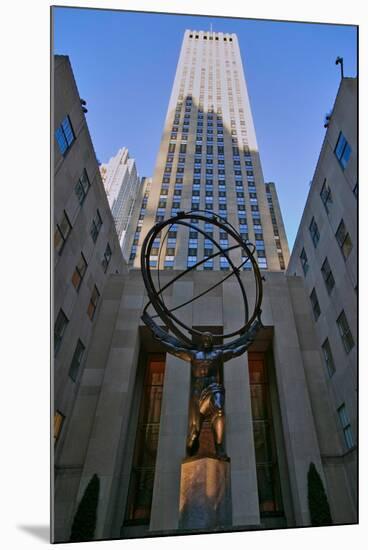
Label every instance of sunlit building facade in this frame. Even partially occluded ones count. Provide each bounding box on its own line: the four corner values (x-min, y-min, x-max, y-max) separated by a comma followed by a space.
100, 148, 141, 260
129, 30, 289, 271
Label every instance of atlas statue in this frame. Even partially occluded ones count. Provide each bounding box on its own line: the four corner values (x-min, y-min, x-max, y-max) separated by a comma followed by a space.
140, 210, 263, 460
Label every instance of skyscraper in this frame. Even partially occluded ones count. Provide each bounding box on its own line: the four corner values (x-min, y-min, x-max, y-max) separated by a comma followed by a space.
130, 30, 289, 271
100, 147, 141, 260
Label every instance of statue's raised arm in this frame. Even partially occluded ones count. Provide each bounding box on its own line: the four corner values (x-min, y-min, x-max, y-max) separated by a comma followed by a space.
141, 311, 194, 363
221, 316, 263, 363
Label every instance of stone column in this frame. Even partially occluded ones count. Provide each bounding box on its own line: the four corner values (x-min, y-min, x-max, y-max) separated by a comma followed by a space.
269, 274, 326, 526
223, 279, 260, 527
149, 280, 193, 531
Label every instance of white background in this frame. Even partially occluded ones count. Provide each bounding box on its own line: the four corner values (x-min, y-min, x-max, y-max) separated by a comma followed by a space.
1, 1, 366, 548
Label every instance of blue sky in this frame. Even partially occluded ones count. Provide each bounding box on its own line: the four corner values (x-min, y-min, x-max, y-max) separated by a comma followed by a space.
53, 7, 357, 248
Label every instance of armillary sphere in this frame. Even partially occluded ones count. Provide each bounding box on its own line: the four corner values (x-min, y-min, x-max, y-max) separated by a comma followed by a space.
140, 210, 263, 348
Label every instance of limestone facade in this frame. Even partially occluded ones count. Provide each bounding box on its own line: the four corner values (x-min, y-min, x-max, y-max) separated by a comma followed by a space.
287, 77, 357, 509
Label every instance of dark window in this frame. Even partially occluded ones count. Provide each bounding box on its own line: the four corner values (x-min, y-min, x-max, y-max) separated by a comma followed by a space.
102, 243, 112, 272
336, 311, 354, 353
322, 339, 335, 377
71, 252, 88, 291
54, 309, 69, 356
321, 258, 335, 294
180, 144, 187, 154
87, 285, 100, 321
320, 179, 333, 213
353, 182, 358, 198
300, 248, 309, 275
55, 115, 75, 155
334, 132, 351, 170
54, 411, 65, 443
335, 219, 353, 260
309, 217, 320, 248
54, 210, 72, 255
249, 353, 283, 514
74, 170, 91, 205
279, 254, 285, 270
168, 143, 176, 153
90, 210, 102, 243
309, 288, 321, 321
125, 355, 166, 524
337, 404, 354, 450
69, 339, 86, 382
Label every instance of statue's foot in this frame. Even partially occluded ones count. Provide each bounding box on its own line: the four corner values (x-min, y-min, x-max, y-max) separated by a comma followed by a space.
215, 443, 228, 460
186, 436, 199, 457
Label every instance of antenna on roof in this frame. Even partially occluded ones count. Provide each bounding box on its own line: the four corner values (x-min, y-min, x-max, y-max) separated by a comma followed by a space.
335, 56, 344, 79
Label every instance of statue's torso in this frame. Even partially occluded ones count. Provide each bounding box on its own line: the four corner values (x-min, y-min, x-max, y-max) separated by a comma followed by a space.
190, 349, 222, 394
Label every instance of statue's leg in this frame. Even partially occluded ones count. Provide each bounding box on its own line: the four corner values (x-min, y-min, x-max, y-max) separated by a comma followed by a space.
211, 390, 227, 458
186, 394, 202, 456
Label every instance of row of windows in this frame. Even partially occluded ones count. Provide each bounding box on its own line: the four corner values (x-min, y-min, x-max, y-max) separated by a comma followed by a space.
301, 216, 352, 287
54, 334, 88, 442
265, 185, 284, 270
54, 165, 101, 255
310, 286, 354, 350
54, 283, 100, 358
55, 207, 103, 255
307, 213, 352, 261
188, 33, 234, 42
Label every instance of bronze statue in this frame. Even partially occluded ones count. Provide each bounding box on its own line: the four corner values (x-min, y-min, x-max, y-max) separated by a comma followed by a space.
140, 210, 263, 461
142, 312, 262, 459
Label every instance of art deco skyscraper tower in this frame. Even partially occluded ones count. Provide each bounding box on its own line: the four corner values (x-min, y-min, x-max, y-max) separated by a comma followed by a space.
129, 29, 289, 271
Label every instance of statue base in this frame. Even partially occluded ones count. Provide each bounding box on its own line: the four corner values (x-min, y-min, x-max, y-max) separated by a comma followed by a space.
178, 456, 232, 531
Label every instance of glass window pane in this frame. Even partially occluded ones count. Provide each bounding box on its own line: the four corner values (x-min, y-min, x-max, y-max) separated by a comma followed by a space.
335, 133, 346, 159
55, 126, 67, 155
59, 212, 71, 239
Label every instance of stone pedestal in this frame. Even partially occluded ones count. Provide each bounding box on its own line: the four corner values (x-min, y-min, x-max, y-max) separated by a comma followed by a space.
178, 456, 232, 530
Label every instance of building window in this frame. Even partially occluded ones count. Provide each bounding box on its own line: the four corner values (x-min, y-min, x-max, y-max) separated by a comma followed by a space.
336, 311, 355, 353
337, 404, 354, 449
300, 248, 309, 275
54, 309, 69, 356
125, 354, 166, 524
309, 217, 320, 248
54, 411, 65, 443
102, 243, 112, 272
87, 285, 100, 321
54, 210, 72, 255
249, 352, 283, 514
322, 339, 335, 377
90, 210, 103, 243
71, 252, 88, 291
75, 169, 91, 205
309, 288, 321, 321
321, 258, 335, 294
320, 179, 332, 213
335, 219, 353, 260
334, 132, 351, 170
69, 339, 86, 382
55, 115, 75, 155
